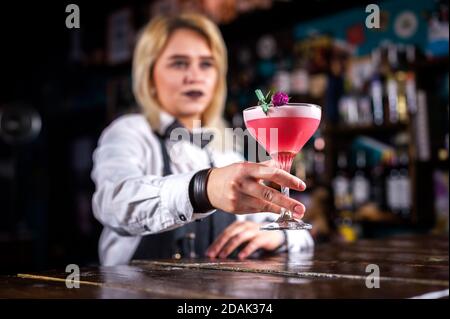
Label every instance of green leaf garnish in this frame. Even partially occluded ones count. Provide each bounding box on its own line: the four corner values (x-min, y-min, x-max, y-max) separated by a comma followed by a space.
255, 89, 271, 115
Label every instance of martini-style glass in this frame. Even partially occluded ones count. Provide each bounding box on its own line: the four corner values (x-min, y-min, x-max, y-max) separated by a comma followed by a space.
243, 103, 321, 230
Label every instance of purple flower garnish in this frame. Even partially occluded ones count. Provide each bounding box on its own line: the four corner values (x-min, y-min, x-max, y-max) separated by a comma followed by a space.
271, 91, 289, 107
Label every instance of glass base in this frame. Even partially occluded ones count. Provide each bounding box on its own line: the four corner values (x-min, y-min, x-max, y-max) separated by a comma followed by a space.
260, 218, 312, 230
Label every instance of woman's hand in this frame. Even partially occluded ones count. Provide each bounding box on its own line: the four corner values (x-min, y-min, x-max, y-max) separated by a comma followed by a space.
206, 221, 285, 260
206, 161, 306, 218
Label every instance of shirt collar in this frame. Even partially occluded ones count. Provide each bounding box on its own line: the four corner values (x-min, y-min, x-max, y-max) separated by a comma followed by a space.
156, 109, 214, 148
157, 109, 177, 137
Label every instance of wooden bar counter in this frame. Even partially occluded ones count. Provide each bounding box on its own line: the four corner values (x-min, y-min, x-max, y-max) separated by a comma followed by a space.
0, 235, 448, 299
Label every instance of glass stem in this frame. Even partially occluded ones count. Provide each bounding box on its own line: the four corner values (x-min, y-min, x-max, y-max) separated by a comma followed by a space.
275, 152, 295, 221
279, 186, 293, 220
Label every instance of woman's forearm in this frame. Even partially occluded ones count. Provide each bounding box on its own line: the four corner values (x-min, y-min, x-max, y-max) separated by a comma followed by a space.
92, 171, 201, 235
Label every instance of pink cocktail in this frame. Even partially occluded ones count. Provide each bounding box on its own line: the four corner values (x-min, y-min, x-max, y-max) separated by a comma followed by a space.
243, 103, 321, 230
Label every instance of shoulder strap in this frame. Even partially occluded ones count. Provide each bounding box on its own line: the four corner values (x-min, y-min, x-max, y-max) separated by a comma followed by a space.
154, 132, 172, 176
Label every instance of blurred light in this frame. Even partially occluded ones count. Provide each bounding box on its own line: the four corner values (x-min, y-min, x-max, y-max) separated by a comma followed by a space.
314, 137, 325, 151
438, 148, 448, 161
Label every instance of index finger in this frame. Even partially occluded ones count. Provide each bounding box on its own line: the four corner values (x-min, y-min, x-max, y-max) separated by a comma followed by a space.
258, 160, 277, 168
246, 163, 306, 191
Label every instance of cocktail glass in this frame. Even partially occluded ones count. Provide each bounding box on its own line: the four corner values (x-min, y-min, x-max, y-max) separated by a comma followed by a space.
243, 103, 321, 230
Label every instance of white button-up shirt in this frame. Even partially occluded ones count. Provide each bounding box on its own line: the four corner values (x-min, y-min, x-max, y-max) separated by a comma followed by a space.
91, 111, 314, 266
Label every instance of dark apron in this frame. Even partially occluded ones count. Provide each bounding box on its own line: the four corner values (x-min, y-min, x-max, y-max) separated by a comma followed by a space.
132, 131, 236, 260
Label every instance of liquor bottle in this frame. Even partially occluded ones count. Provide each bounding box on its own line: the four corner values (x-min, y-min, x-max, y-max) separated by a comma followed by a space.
394, 44, 411, 123
405, 71, 418, 114
370, 75, 384, 126
358, 96, 373, 125
370, 47, 384, 126
386, 74, 399, 124
333, 153, 358, 242
395, 71, 409, 123
332, 152, 352, 211
351, 151, 371, 209
370, 161, 386, 210
397, 151, 412, 219
338, 79, 359, 125
385, 155, 401, 215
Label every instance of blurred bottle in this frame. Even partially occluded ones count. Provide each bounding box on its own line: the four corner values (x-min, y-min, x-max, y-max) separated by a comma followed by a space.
338, 79, 359, 125
395, 44, 416, 123
337, 211, 358, 242
333, 152, 359, 242
351, 151, 371, 209
358, 96, 373, 125
385, 155, 403, 216
370, 75, 384, 126
385, 43, 418, 125
332, 152, 352, 211
397, 151, 412, 219
369, 47, 384, 125
405, 71, 418, 114
370, 161, 386, 209
386, 74, 399, 124
395, 71, 409, 123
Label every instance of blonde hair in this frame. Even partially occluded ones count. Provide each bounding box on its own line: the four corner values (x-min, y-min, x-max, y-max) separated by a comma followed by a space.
132, 12, 229, 148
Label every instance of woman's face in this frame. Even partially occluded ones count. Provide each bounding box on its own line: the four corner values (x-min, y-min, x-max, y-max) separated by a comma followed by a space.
152, 28, 218, 126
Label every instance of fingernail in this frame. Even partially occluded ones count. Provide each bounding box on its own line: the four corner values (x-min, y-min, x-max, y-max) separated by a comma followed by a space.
294, 212, 304, 220
294, 205, 304, 214
300, 180, 306, 189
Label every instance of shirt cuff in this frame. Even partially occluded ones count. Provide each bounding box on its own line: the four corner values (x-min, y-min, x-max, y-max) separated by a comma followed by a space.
159, 171, 198, 226
192, 209, 216, 220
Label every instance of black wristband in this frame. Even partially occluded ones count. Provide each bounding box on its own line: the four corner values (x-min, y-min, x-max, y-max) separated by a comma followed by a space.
189, 168, 214, 214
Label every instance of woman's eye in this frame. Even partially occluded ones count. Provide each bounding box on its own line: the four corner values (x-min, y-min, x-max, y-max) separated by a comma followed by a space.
171, 60, 188, 68
200, 61, 214, 69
